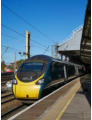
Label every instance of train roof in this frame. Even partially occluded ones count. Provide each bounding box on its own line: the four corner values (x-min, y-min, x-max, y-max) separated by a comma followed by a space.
24, 55, 83, 67
25, 55, 52, 63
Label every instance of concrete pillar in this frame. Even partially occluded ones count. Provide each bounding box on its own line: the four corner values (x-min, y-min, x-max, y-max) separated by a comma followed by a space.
25, 31, 30, 59
55, 45, 58, 58
51, 45, 54, 57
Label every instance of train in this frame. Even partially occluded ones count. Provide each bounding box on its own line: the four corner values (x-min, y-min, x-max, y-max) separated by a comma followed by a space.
12, 55, 85, 100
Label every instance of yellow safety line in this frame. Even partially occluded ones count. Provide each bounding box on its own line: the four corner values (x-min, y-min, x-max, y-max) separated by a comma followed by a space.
56, 92, 76, 120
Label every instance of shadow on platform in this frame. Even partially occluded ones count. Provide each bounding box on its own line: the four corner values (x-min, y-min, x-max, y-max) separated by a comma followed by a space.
79, 74, 91, 106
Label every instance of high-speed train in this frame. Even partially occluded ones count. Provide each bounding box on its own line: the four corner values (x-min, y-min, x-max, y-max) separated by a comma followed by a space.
12, 55, 85, 100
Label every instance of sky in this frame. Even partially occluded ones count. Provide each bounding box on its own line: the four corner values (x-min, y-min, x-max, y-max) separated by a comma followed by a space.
1, 0, 87, 64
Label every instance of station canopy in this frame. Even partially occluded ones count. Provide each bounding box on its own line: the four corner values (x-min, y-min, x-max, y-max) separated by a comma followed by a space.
57, 0, 91, 65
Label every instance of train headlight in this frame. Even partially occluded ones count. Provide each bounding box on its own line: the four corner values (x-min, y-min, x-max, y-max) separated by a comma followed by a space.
36, 79, 44, 85
12, 78, 17, 84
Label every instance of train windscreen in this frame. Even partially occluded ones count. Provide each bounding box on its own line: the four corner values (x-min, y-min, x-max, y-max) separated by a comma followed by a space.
17, 62, 47, 82
22, 62, 43, 72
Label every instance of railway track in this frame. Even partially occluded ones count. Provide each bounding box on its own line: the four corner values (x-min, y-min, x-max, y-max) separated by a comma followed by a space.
1, 90, 12, 96
1, 99, 32, 120
1, 92, 14, 104
1, 98, 29, 120
1, 93, 13, 99
1, 72, 14, 88
2, 98, 15, 104
1, 104, 27, 118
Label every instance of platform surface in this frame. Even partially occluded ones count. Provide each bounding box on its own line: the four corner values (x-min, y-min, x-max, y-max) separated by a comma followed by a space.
61, 87, 91, 120
61, 74, 91, 120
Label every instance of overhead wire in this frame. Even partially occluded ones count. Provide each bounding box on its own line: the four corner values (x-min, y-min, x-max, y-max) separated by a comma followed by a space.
1, 36, 47, 59
1, 24, 47, 48
2, 2, 53, 56
1, 46, 9, 59
1, 44, 27, 60
1, 45, 20, 60
2, 45, 23, 52
2, 2, 53, 44
43, 46, 50, 54
2, 24, 25, 37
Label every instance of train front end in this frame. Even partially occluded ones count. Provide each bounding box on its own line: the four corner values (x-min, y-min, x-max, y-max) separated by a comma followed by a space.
12, 59, 48, 100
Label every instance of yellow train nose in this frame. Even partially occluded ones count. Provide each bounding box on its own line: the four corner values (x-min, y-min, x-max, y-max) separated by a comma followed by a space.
13, 85, 40, 99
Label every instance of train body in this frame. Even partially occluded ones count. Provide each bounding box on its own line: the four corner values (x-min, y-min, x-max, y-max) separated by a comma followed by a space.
12, 55, 85, 100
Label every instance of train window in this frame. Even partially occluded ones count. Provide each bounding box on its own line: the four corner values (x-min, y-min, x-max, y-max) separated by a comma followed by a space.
21, 62, 44, 72
17, 62, 46, 82
51, 62, 64, 80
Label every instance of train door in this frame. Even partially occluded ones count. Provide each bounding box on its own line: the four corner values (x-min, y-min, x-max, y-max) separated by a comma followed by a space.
50, 62, 58, 81
66, 64, 76, 80
44, 63, 52, 86
50, 62, 65, 83
57, 63, 65, 81
78, 66, 85, 75
75, 66, 79, 76
63, 64, 67, 82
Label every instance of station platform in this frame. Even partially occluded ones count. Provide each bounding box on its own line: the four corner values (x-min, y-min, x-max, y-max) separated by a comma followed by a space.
61, 87, 91, 120
61, 74, 91, 120
9, 74, 91, 120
